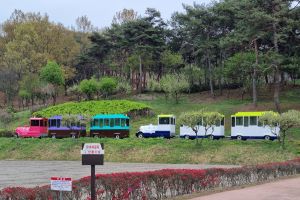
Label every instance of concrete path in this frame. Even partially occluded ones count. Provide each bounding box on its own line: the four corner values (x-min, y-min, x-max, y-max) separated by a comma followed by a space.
191, 177, 300, 200
0, 161, 237, 189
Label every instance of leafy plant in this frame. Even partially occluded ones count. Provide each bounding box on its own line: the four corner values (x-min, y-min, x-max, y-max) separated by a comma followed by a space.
33, 100, 151, 118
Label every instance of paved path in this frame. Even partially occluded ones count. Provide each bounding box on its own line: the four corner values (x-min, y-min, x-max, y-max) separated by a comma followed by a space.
0, 161, 237, 189
191, 177, 300, 200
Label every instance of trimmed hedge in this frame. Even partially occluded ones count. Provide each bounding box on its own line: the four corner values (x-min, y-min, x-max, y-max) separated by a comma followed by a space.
1, 158, 300, 199
32, 100, 151, 118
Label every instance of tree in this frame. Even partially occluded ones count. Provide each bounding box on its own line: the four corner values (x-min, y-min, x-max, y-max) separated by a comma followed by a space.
112, 9, 138, 25
40, 61, 65, 105
161, 50, 184, 73
75, 15, 94, 33
98, 77, 117, 99
179, 110, 223, 144
19, 73, 41, 107
79, 78, 98, 100
61, 114, 88, 138
224, 52, 259, 100
260, 110, 300, 149
160, 73, 189, 104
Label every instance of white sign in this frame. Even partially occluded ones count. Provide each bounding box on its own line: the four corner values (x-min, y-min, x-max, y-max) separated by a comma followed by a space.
81, 143, 104, 155
50, 177, 72, 191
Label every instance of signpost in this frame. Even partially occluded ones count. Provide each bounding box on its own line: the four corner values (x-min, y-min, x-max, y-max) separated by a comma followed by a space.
50, 177, 72, 200
81, 143, 104, 200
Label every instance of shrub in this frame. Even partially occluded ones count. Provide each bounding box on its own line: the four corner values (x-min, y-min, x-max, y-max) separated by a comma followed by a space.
1, 158, 300, 200
99, 77, 117, 98
32, 100, 151, 118
79, 78, 98, 100
0, 129, 14, 137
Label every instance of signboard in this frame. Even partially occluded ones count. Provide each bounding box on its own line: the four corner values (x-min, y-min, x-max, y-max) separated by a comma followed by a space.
81, 143, 104, 155
50, 177, 72, 192
81, 143, 104, 165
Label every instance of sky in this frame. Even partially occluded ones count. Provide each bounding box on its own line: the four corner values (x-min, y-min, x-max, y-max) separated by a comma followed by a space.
0, 0, 210, 29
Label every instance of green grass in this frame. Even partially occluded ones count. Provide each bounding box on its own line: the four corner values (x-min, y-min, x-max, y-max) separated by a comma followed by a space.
0, 88, 300, 165
0, 137, 297, 165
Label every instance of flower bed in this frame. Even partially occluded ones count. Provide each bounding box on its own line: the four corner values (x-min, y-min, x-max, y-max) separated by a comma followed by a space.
1, 158, 300, 200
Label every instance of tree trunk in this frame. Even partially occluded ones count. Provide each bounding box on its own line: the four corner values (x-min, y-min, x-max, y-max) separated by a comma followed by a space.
253, 39, 258, 107
138, 55, 143, 94
272, 22, 281, 112
207, 52, 214, 97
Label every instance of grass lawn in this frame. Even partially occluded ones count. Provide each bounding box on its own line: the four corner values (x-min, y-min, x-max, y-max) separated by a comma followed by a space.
0, 87, 299, 165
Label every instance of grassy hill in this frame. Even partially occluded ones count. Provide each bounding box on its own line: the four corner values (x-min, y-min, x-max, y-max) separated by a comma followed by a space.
0, 86, 299, 165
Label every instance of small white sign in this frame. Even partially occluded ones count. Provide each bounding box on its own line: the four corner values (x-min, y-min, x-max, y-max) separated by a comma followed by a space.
50, 177, 72, 191
81, 143, 104, 155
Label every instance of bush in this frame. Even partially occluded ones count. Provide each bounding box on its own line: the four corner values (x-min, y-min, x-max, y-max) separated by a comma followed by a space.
0, 130, 14, 137
1, 158, 300, 199
99, 77, 117, 98
32, 100, 151, 118
79, 78, 98, 100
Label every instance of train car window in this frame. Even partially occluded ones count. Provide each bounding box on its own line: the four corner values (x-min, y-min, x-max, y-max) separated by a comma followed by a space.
115, 118, 120, 126
50, 119, 56, 127
173, 118, 176, 125
99, 119, 103, 127
109, 119, 114, 127
221, 118, 224, 126
121, 119, 125, 127
57, 119, 61, 128
216, 120, 220, 127
104, 119, 109, 127
236, 117, 243, 126
126, 119, 129, 126
31, 120, 40, 126
159, 117, 170, 125
244, 117, 249, 127
44, 120, 48, 127
231, 117, 235, 127
258, 117, 263, 127
250, 116, 257, 125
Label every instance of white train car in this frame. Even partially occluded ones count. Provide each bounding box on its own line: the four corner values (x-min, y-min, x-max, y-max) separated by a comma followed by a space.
179, 117, 225, 140
231, 112, 280, 140
136, 115, 176, 138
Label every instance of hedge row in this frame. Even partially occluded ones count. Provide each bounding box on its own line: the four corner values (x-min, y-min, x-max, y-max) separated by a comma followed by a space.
32, 100, 152, 118
1, 158, 300, 200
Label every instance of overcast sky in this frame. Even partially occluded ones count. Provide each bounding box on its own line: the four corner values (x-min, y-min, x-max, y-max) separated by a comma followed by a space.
0, 0, 211, 29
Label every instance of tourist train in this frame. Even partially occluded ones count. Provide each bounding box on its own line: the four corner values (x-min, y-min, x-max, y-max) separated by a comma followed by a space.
15, 114, 129, 139
15, 111, 280, 140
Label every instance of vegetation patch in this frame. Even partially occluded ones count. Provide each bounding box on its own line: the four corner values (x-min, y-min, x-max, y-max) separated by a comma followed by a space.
1, 158, 300, 199
32, 100, 151, 118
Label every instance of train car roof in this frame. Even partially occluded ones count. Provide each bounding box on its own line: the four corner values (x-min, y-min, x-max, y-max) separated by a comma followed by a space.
30, 117, 47, 120
48, 115, 84, 119
158, 114, 175, 118
231, 112, 266, 117
92, 114, 129, 119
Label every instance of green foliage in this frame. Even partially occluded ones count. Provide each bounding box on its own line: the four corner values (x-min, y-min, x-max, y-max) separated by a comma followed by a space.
160, 73, 189, 103
224, 52, 256, 86
40, 61, 65, 86
116, 78, 132, 95
79, 78, 98, 100
147, 77, 161, 92
179, 110, 223, 137
61, 114, 88, 129
181, 65, 204, 87
161, 50, 184, 72
260, 110, 300, 149
98, 77, 117, 98
33, 100, 151, 117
